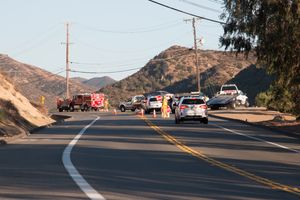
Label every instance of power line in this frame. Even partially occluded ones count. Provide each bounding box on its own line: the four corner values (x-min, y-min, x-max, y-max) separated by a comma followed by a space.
72, 30, 191, 55
70, 67, 141, 74
147, 0, 226, 25
76, 20, 182, 34
178, 0, 221, 13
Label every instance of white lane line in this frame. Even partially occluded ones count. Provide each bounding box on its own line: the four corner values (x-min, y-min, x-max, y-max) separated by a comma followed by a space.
62, 116, 106, 200
212, 123, 300, 153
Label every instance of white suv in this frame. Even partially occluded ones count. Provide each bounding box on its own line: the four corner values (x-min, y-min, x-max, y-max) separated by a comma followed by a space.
175, 96, 208, 124
143, 96, 162, 114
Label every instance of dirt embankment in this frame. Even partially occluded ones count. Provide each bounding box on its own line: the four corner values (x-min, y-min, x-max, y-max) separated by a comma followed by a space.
210, 108, 300, 136
0, 74, 54, 143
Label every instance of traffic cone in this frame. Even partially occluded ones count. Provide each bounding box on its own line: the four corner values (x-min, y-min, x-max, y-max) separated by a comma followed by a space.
153, 110, 157, 118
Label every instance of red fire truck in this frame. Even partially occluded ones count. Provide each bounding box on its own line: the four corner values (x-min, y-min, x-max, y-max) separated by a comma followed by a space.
57, 93, 105, 112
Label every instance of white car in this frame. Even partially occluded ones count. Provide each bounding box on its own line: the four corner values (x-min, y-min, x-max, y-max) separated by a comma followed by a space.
175, 96, 208, 124
143, 96, 162, 114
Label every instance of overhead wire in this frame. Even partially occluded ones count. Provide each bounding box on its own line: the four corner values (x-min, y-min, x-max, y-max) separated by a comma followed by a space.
75, 20, 183, 34
147, 0, 226, 25
178, 0, 222, 13
70, 67, 141, 74
72, 30, 191, 56
11, 24, 61, 57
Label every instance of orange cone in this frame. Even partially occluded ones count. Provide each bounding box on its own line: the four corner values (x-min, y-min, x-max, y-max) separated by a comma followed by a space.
153, 110, 157, 118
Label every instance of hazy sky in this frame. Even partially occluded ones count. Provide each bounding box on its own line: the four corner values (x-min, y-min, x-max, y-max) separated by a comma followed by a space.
1, 0, 224, 80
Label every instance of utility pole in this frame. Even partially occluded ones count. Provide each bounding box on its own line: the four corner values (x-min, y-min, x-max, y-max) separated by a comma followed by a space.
185, 18, 200, 92
65, 22, 70, 99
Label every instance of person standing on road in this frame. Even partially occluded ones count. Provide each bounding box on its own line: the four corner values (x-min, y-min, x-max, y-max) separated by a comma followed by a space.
104, 99, 109, 112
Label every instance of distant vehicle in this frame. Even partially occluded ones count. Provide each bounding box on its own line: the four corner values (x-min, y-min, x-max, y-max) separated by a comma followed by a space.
171, 93, 190, 114
119, 95, 145, 112
175, 96, 208, 124
57, 93, 105, 112
171, 91, 209, 114
142, 95, 163, 114
207, 84, 249, 110
142, 91, 174, 114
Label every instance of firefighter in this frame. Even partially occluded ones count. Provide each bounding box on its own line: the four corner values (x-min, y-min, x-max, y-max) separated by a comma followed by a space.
104, 99, 109, 112
161, 96, 168, 118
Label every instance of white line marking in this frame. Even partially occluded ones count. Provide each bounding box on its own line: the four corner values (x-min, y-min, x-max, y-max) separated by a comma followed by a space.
212, 123, 300, 153
62, 117, 106, 200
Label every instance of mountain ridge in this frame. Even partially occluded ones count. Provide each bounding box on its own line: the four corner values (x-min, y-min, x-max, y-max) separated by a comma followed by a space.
100, 45, 260, 106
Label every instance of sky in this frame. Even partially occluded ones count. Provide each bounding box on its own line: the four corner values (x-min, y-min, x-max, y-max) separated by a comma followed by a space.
0, 0, 225, 81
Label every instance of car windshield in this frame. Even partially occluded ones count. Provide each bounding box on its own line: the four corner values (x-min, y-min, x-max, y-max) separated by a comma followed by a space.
182, 98, 204, 105
149, 97, 157, 102
222, 86, 237, 91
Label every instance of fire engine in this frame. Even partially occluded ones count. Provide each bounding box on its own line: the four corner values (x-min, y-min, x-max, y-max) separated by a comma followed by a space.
57, 93, 105, 112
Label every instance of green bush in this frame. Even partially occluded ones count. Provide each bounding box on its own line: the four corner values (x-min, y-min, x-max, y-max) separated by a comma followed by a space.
255, 85, 295, 114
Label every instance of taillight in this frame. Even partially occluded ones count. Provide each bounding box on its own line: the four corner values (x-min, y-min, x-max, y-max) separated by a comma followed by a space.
180, 105, 188, 110
200, 105, 207, 109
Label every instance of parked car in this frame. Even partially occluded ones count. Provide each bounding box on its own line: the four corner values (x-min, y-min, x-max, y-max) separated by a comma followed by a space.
207, 84, 249, 110
175, 96, 208, 124
142, 95, 163, 114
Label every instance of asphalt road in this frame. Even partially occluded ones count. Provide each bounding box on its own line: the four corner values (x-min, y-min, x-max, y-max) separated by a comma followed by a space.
0, 111, 299, 200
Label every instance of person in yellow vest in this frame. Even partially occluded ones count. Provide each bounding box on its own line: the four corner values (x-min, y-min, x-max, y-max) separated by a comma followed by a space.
40, 95, 45, 106
104, 99, 109, 112
161, 96, 168, 118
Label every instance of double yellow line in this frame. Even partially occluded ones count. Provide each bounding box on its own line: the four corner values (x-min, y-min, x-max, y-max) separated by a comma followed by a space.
141, 116, 300, 197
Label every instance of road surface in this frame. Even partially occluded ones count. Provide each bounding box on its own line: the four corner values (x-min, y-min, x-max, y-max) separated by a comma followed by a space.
0, 112, 299, 200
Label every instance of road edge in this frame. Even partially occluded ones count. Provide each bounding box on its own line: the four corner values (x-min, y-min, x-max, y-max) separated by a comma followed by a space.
0, 114, 72, 145
209, 113, 300, 139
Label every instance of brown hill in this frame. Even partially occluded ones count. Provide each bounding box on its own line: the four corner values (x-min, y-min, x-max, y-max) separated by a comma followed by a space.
0, 73, 54, 140
225, 65, 274, 105
0, 54, 97, 110
100, 45, 257, 106
72, 76, 116, 89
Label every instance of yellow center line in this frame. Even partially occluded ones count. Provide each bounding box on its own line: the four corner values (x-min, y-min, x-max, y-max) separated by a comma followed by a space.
140, 116, 300, 197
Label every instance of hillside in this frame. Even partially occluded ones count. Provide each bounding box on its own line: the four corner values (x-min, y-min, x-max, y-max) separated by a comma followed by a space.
225, 65, 274, 105
72, 76, 116, 89
71, 77, 88, 83
0, 73, 54, 140
0, 54, 97, 109
100, 45, 257, 106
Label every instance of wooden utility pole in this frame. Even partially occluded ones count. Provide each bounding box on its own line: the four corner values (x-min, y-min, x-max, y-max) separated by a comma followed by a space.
65, 22, 70, 99
185, 18, 200, 92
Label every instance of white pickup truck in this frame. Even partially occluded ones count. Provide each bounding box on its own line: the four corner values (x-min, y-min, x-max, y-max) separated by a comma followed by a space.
207, 84, 249, 109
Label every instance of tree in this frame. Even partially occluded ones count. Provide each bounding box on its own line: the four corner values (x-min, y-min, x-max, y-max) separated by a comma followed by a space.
220, 0, 300, 116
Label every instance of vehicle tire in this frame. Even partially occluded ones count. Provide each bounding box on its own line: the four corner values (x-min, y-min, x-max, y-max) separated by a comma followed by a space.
120, 106, 126, 112
202, 118, 208, 124
131, 109, 135, 112
58, 108, 63, 112
145, 109, 150, 114
245, 101, 250, 107
69, 105, 74, 112
84, 105, 89, 111
230, 102, 236, 109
